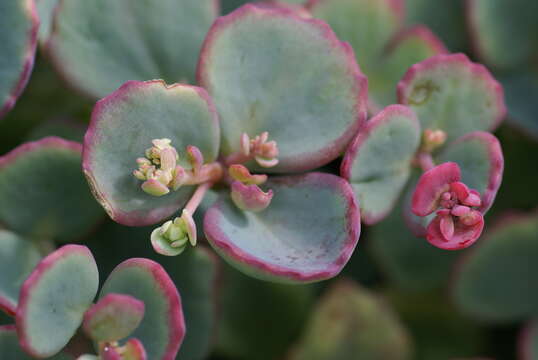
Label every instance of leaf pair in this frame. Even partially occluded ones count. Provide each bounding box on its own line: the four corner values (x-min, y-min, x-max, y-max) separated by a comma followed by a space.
7, 245, 184, 359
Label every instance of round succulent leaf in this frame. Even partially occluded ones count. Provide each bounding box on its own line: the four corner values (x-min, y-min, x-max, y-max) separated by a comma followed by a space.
216, 263, 315, 360
16, 245, 99, 358
165, 247, 217, 360
0, 0, 38, 119
341, 105, 420, 224
86, 220, 218, 360
370, 192, 459, 291
0, 325, 73, 360
83, 293, 145, 342
453, 213, 538, 323
204, 172, 360, 284
83, 80, 220, 226
467, 0, 538, 69
397, 53, 506, 142
436, 131, 504, 214
499, 70, 538, 140
198, 4, 367, 173
520, 321, 538, 360
289, 280, 412, 360
0, 137, 104, 241
46, 0, 218, 99
307, 0, 403, 75
0, 230, 41, 316
369, 26, 447, 109
99, 258, 185, 360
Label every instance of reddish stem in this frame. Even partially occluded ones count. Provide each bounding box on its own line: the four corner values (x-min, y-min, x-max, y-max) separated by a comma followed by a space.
418, 152, 435, 172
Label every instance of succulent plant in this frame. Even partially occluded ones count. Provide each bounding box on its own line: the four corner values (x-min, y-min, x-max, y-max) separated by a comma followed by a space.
0, 244, 185, 359
2, 0, 536, 359
81, 4, 364, 284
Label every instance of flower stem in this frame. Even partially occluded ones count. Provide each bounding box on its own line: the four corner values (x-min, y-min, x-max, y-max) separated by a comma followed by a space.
184, 181, 213, 214
418, 152, 435, 172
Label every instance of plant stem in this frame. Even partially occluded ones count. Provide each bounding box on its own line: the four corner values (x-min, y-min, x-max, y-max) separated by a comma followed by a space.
184, 181, 213, 214
418, 152, 435, 172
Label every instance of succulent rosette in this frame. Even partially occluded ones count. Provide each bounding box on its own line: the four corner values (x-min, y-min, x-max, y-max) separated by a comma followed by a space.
341, 53, 506, 250
83, 5, 364, 284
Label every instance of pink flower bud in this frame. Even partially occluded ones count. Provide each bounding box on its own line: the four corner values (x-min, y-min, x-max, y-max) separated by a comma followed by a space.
230, 181, 273, 212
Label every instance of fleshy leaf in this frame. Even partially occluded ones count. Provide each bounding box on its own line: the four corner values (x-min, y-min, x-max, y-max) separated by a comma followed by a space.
397, 53, 506, 142
83, 293, 145, 342
216, 263, 315, 360
289, 280, 412, 360
453, 212, 538, 322
520, 321, 538, 360
370, 192, 459, 291
436, 131, 504, 213
341, 105, 420, 224
307, 0, 446, 110
99, 258, 185, 360
83, 80, 220, 226
0, 230, 41, 316
369, 26, 447, 109
198, 4, 367, 173
467, 0, 538, 70
204, 172, 360, 284
0, 325, 73, 360
0, 137, 103, 241
87, 220, 218, 360
16, 245, 99, 358
0, 0, 38, 119
46, 0, 218, 98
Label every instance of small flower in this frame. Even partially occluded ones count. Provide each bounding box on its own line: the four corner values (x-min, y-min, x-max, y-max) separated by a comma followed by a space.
150, 209, 197, 256
226, 132, 279, 168
230, 181, 273, 212
134, 140, 222, 196
228, 164, 273, 212
100, 338, 146, 360
421, 129, 447, 153
411, 162, 485, 250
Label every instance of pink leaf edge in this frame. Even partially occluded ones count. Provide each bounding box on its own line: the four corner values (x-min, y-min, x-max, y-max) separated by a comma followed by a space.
82, 79, 219, 226
341, 104, 420, 225
15, 245, 96, 358
196, 3, 368, 173
203, 172, 361, 283
397, 53, 507, 132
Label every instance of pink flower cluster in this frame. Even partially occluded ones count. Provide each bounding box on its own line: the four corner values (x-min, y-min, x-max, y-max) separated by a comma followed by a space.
412, 162, 485, 250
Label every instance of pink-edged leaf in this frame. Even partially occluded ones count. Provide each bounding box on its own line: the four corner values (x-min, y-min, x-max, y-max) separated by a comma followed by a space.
398, 53, 506, 142
0, 0, 38, 119
204, 172, 360, 284
0, 325, 73, 360
99, 258, 185, 360
0, 230, 41, 316
411, 162, 461, 217
16, 245, 99, 358
82, 80, 220, 226
198, 4, 367, 173
0, 137, 104, 241
83, 293, 145, 342
341, 105, 420, 224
